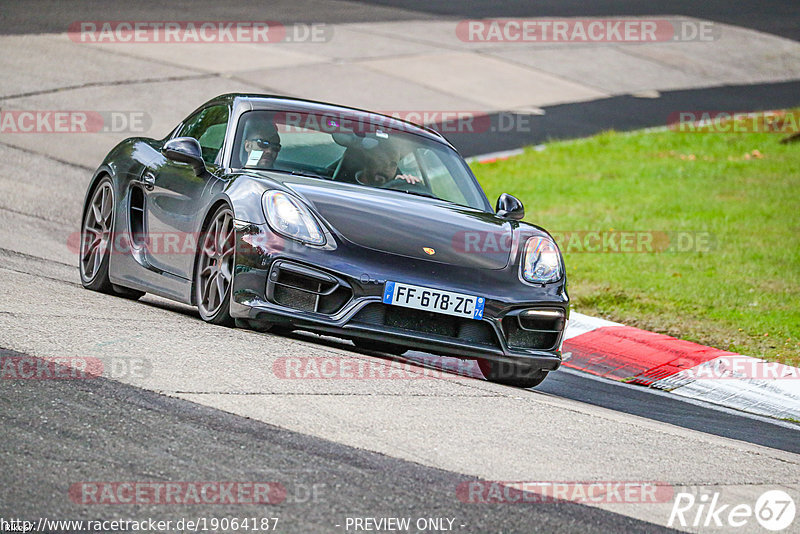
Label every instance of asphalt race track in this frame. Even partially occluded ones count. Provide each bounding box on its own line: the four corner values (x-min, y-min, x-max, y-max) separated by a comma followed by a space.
352, 0, 800, 41
2, 348, 674, 533
3, 0, 799, 41
1, 1, 799, 533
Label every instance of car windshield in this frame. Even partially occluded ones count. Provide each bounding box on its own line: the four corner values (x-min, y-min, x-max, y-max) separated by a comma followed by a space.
231, 110, 490, 211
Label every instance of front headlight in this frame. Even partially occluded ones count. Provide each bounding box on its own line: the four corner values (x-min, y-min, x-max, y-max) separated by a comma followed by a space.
262, 190, 325, 245
520, 236, 562, 284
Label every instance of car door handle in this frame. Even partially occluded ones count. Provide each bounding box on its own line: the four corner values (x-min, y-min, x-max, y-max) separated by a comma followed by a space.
142, 171, 156, 190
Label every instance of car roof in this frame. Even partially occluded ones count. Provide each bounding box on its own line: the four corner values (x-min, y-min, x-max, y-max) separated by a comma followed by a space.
197, 93, 453, 148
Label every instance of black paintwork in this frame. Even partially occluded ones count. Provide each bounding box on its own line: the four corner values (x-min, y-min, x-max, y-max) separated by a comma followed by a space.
82, 94, 568, 371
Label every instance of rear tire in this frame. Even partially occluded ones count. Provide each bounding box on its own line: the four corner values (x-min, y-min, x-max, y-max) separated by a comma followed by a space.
478, 359, 549, 388
353, 338, 408, 356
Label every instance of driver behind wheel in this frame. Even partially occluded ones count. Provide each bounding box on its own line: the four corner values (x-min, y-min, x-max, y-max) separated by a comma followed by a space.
242, 119, 282, 169
355, 147, 422, 187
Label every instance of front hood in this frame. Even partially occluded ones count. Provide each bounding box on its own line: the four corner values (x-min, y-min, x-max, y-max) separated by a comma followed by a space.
285, 180, 513, 270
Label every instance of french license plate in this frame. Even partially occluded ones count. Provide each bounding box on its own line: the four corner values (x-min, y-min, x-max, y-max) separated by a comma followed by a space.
382, 281, 485, 320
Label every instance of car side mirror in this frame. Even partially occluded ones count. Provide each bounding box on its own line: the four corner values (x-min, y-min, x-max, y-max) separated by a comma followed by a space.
496, 193, 525, 220
162, 137, 206, 175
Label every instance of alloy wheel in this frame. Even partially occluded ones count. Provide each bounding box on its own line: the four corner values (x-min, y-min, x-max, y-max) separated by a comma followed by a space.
80, 181, 113, 283
197, 207, 235, 319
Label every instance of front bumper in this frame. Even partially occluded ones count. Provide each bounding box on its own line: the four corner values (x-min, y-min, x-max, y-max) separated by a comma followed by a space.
230, 222, 568, 371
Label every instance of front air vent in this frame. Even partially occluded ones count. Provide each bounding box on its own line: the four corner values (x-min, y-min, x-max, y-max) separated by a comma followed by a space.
502, 308, 565, 350
128, 185, 146, 248
266, 261, 351, 314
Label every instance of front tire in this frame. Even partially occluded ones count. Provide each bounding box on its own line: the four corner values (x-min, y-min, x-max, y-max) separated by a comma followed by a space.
80, 177, 144, 300
195, 205, 235, 326
478, 359, 549, 388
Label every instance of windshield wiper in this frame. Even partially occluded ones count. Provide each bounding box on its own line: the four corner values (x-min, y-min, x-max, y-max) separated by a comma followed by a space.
255, 168, 332, 181
396, 189, 437, 199
290, 170, 332, 180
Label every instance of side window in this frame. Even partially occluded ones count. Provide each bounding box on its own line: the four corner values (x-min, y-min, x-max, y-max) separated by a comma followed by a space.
178, 105, 229, 165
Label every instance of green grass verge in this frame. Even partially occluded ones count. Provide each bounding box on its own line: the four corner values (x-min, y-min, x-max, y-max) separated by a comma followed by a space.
473, 119, 800, 366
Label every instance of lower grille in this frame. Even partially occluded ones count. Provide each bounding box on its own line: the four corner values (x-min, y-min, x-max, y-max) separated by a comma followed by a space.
385, 306, 456, 336
351, 303, 499, 348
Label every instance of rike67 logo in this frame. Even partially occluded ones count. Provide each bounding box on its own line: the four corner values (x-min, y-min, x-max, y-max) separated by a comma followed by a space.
668, 489, 795, 531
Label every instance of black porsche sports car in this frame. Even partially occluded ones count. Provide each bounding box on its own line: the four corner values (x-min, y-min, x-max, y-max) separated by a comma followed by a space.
79, 94, 568, 388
